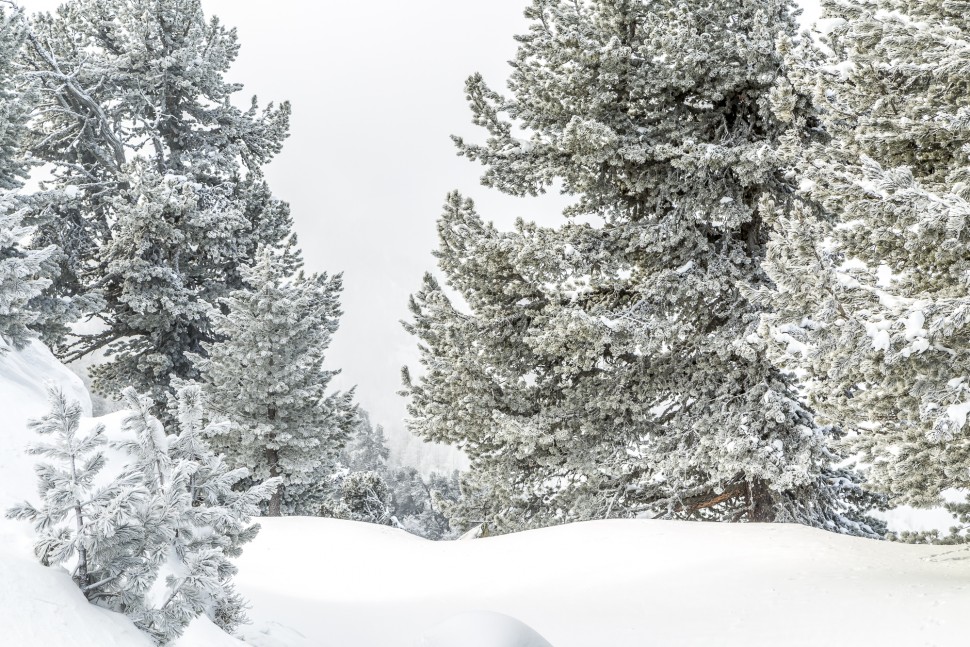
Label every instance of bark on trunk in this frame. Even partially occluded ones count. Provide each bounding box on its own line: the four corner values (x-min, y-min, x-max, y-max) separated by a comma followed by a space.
265, 446, 282, 516
69, 454, 89, 589
265, 404, 282, 516
747, 479, 775, 522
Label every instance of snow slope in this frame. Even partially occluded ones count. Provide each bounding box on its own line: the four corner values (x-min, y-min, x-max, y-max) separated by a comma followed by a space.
0, 552, 156, 647
237, 517, 970, 647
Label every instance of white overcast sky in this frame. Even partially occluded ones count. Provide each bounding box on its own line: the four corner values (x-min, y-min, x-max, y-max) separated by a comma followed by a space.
20, 1, 823, 464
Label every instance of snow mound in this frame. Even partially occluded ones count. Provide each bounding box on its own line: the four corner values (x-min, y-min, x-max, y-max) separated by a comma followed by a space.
416, 611, 553, 647
176, 617, 248, 646
0, 338, 90, 416
235, 517, 970, 647
0, 552, 154, 647
236, 621, 319, 647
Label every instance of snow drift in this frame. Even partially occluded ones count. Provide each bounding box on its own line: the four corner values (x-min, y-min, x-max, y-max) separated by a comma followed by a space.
416, 611, 554, 647
236, 517, 970, 647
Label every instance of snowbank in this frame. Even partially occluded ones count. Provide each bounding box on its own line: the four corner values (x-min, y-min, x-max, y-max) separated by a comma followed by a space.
0, 550, 240, 647
236, 517, 970, 647
0, 552, 156, 647
416, 611, 553, 647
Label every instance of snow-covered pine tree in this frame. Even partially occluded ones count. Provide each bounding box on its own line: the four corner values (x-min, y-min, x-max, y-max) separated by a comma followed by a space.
196, 248, 356, 517
166, 382, 277, 569
11, 384, 272, 645
0, 206, 53, 350
342, 410, 391, 473
339, 471, 392, 525
0, 4, 28, 192
18, 0, 293, 406
0, 5, 55, 351
118, 386, 275, 640
5, 387, 158, 603
334, 411, 393, 525
335, 411, 458, 538
761, 0, 970, 535
383, 467, 460, 540
403, 0, 881, 534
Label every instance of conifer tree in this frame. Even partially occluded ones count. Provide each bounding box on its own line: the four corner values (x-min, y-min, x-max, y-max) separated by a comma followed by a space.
166, 382, 276, 572
404, 0, 881, 534
342, 410, 391, 473
0, 4, 27, 192
384, 467, 460, 540
19, 0, 293, 405
339, 471, 392, 526
336, 411, 458, 538
0, 5, 54, 351
119, 386, 275, 639
762, 0, 970, 530
8, 385, 273, 645
0, 207, 53, 350
6, 388, 157, 605
336, 412, 393, 525
196, 249, 356, 516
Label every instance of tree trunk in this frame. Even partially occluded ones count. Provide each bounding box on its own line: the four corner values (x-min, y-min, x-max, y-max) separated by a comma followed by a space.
265, 446, 282, 516
265, 404, 282, 516
747, 480, 775, 522
69, 454, 89, 590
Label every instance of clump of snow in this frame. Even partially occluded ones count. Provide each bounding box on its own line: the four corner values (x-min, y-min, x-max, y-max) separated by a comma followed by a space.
835, 271, 862, 290
415, 611, 553, 647
675, 260, 694, 274
903, 310, 926, 340
866, 324, 891, 352
772, 324, 809, 357
945, 401, 970, 431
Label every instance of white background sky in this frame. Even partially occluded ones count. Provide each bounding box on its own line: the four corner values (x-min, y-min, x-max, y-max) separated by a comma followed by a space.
21, 0, 823, 467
